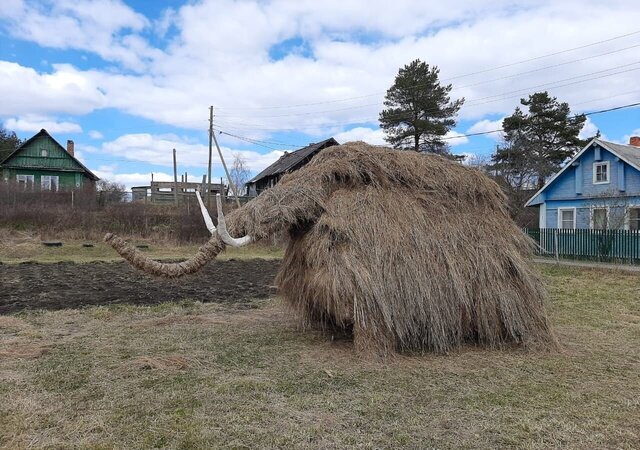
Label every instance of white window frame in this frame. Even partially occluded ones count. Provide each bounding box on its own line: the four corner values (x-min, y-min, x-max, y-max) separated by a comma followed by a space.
593, 161, 610, 185
40, 148, 48, 157
624, 206, 640, 230
557, 207, 577, 229
16, 174, 35, 190
590, 206, 610, 230
40, 175, 59, 192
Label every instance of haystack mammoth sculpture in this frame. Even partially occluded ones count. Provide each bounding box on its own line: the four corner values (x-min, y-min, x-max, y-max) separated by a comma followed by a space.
106, 142, 555, 355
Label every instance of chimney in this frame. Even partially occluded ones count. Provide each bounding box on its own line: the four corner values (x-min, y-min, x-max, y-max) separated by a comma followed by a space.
66, 140, 75, 156
630, 136, 640, 147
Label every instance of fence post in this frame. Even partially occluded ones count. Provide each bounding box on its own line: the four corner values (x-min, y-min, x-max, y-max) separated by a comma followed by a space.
554, 228, 559, 263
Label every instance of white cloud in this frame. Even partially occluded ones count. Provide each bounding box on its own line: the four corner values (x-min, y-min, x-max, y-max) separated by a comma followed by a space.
0, 62, 105, 118
621, 129, 640, 146
0, 0, 155, 70
92, 169, 173, 189
468, 118, 505, 141
333, 127, 468, 147
579, 116, 600, 139
4, 115, 82, 134
96, 133, 284, 174
88, 130, 104, 139
334, 127, 386, 145
1, 0, 640, 139
444, 130, 469, 147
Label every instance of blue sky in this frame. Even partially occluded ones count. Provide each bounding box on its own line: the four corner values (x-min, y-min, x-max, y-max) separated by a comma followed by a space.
1, 0, 640, 187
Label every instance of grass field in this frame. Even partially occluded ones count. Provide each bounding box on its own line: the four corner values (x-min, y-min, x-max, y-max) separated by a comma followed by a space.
0, 231, 283, 264
1, 264, 639, 448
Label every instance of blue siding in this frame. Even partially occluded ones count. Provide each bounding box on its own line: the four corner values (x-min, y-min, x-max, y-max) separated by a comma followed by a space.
544, 145, 624, 200
530, 142, 640, 228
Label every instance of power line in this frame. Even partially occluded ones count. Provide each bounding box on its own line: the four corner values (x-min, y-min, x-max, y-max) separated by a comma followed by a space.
213, 101, 640, 151
214, 29, 640, 111
441, 101, 640, 140
213, 66, 640, 133
215, 61, 640, 121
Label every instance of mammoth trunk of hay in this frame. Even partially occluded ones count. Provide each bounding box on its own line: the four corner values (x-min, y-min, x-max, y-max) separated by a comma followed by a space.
231, 142, 556, 355
104, 233, 225, 278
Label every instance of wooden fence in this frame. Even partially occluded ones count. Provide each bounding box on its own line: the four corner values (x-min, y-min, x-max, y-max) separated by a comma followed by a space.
524, 228, 640, 263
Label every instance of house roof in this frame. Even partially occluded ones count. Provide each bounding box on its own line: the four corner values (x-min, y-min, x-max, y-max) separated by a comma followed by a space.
525, 138, 640, 207
248, 137, 339, 184
0, 146, 14, 164
0, 129, 99, 181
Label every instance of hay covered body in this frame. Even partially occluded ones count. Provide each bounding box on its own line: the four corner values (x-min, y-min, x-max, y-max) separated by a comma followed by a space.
229, 142, 554, 354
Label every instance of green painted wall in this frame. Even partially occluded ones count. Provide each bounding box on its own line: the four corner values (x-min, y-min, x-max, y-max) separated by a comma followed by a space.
1, 168, 82, 190
0, 133, 94, 190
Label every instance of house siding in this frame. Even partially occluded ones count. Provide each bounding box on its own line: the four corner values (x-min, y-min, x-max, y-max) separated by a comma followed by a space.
1, 131, 96, 191
529, 140, 640, 229
2, 168, 82, 190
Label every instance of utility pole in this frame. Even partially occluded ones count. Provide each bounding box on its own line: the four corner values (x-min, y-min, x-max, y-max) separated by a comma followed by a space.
208, 106, 214, 207
210, 110, 241, 207
173, 148, 178, 205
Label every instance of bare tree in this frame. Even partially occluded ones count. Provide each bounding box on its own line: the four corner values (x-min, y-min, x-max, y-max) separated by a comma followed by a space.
587, 189, 634, 230
97, 179, 127, 205
229, 153, 251, 196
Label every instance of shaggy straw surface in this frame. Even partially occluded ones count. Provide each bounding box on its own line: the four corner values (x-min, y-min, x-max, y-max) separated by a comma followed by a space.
229, 142, 555, 354
106, 142, 555, 355
103, 232, 225, 278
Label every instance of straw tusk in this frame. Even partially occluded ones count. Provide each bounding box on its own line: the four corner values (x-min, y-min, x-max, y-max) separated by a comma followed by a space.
216, 194, 251, 247
195, 190, 216, 235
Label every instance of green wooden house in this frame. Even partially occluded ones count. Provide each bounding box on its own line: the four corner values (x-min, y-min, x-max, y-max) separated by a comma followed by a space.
0, 129, 98, 191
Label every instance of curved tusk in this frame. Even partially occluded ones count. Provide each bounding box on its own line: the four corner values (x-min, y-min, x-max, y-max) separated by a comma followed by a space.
216, 194, 251, 247
195, 190, 216, 235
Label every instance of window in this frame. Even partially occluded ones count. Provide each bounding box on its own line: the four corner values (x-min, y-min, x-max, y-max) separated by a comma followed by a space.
40, 149, 48, 157
629, 208, 640, 230
16, 174, 34, 190
592, 208, 608, 230
41, 175, 59, 191
558, 208, 576, 229
593, 161, 610, 184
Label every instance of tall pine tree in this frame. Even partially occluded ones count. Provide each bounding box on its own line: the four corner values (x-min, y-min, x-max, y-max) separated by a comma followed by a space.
492, 92, 587, 189
379, 59, 464, 154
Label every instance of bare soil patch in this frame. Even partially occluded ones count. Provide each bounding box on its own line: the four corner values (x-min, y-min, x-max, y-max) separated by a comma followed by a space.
0, 259, 280, 314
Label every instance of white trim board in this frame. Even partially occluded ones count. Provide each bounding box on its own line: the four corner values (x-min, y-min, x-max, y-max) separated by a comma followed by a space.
557, 207, 577, 229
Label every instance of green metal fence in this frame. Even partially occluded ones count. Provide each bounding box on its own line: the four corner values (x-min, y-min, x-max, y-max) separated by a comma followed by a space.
524, 228, 640, 263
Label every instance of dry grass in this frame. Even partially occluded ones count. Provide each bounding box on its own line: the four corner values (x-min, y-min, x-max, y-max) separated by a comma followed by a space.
0, 265, 638, 449
0, 228, 283, 264
231, 142, 553, 354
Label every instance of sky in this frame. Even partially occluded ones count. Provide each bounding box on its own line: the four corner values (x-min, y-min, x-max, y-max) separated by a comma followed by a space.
1, 0, 640, 188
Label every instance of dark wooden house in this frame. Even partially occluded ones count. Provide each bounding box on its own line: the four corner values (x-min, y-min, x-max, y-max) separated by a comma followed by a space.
246, 137, 339, 197
0, 129, 98, 191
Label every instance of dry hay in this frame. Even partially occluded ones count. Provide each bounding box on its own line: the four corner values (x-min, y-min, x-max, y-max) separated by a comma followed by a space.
0, 229, 41, 258
128, 355, 198, 371
107, 142, 555, 356
0, 342, 50, 359
0, 316, 30, 332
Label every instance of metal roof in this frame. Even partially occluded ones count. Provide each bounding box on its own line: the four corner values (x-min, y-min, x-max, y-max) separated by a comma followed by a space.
597, 139, 640, 171
247, 137, 339, 184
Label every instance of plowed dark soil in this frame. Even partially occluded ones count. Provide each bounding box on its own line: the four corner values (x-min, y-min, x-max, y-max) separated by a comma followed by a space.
0, 259, 280, 314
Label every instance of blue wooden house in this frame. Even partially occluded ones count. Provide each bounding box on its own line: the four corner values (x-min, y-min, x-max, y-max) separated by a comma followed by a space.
526, 136, 640, 230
